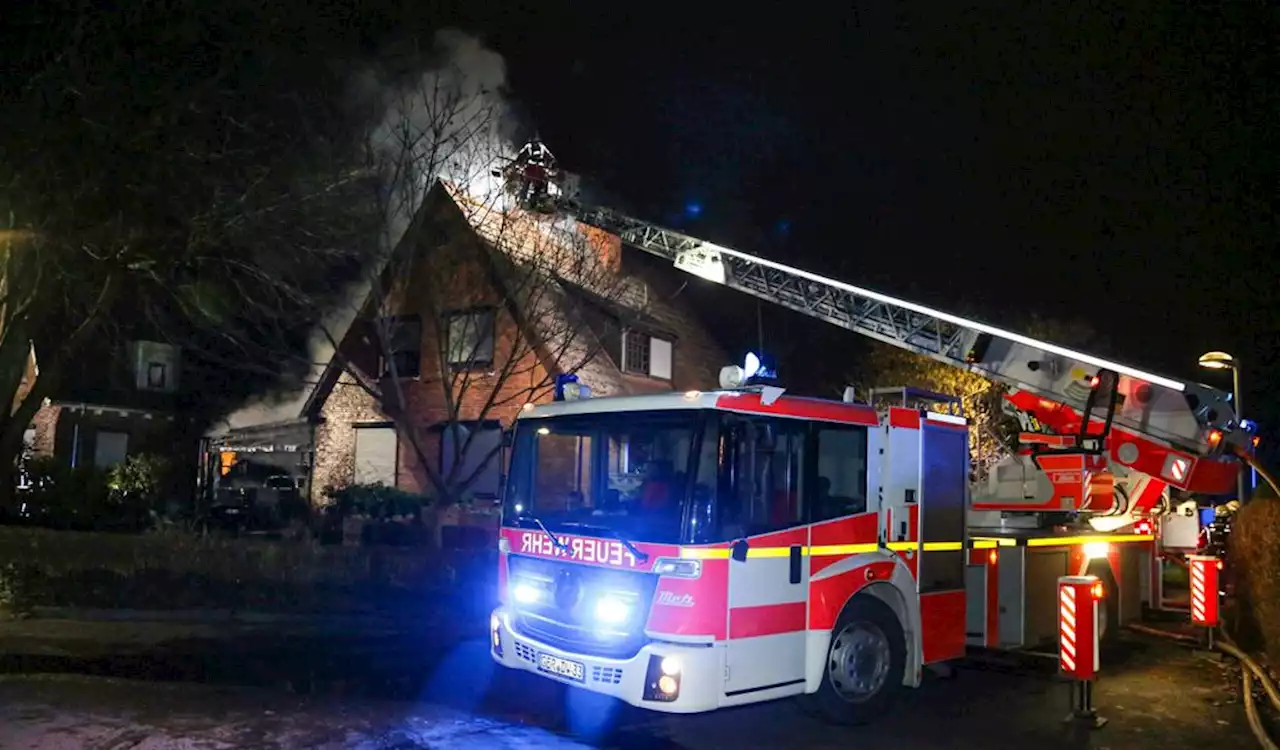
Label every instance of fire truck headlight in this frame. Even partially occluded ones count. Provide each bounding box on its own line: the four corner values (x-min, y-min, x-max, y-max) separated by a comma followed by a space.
595, 596, 631, 624
1084, 542, 1110, 560
660, 656, 681, 677
513, 583, 542, 605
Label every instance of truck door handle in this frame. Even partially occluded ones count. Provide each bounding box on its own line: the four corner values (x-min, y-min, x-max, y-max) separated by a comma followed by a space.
789, 545, 802, 584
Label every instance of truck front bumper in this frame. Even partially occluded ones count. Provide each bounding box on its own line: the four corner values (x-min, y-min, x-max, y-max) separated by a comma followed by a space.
489, 606, 721, 714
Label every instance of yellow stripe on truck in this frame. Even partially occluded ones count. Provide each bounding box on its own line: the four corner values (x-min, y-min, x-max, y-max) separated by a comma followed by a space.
1024, 533, 1153, 547
675, 534, 1151, 561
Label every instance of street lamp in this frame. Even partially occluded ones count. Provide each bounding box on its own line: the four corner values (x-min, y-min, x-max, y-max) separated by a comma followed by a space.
1198, 351, 1246, 502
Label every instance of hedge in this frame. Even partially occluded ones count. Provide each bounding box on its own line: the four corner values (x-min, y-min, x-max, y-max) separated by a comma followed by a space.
0, 526, 461, 615
1228, 482, 1280, 662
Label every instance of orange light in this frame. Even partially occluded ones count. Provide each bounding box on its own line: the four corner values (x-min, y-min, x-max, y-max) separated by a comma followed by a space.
1216, 560, 1224, 571
1089, 375, 1100, 388
1252, 436, 1261, 449
1091, 581, 1105, 600
988, 549, 998, 565
1208, 430, 1222, 447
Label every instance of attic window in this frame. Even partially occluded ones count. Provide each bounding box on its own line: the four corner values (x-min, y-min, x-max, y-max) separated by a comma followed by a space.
379, 315, 422, 379
446, 308, 496, 368
622, 330, 672, 380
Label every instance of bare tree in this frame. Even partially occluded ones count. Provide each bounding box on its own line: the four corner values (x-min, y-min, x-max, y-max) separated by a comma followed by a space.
322, 41, 641, 505
0, 4, 383, 500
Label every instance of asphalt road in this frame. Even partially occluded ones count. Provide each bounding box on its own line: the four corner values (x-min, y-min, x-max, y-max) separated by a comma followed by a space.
0, 633, 1254, 749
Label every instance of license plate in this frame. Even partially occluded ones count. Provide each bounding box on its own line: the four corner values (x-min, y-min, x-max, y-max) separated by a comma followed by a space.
537, 653, 585, 682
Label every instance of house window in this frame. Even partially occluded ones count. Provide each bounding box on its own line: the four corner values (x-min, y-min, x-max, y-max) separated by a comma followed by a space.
354, 425, 398, 486
379, 315, 422, 379
622, 330, 673, 380
441, 422, 504, 500
94, 431, 129, 468
446, 308, 495, 367
147, 362, 168, 390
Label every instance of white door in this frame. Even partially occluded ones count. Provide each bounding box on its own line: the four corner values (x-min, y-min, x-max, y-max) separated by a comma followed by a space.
354, 426, 397, 486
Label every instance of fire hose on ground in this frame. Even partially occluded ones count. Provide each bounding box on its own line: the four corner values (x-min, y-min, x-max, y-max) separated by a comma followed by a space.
1128, 622, 1279, 749
1124, 451, 1280, 748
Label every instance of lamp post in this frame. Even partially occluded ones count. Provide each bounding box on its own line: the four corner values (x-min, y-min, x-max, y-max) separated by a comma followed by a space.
1198, 351, 1246, 502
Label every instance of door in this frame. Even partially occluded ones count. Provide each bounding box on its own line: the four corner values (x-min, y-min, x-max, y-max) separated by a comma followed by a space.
917, 417, 969, 663
721, 415, 810, 697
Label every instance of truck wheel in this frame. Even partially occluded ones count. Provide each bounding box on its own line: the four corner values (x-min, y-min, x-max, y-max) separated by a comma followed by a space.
801, 596, 905, 725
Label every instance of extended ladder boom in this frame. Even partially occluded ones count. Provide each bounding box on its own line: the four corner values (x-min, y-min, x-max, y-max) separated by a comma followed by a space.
498, 141, 1246, 497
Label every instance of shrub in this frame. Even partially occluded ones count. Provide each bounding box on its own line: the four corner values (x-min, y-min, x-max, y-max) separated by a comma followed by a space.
1228, 481, 1280, 660
17, 454, 169, 532
324, 483, 430, 520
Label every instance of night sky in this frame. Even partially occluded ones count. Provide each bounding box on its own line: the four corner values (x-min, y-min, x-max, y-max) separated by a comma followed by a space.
462, 4, 1275, 434
6, 3, 1275, 436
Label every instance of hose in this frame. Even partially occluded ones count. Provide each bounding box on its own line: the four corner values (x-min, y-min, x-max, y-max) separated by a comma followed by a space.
1127, 622, 1280, 750
1236, 448, 1280, 499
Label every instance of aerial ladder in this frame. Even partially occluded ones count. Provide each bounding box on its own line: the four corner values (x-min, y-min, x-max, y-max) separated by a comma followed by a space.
495, 139, 1254, 530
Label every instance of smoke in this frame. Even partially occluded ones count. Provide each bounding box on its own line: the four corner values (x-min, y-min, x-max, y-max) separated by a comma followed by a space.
352, 28, 522, 246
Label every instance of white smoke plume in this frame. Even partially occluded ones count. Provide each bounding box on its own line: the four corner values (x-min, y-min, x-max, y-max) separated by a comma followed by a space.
211, 30, 525, 434
357, 28, 522, 244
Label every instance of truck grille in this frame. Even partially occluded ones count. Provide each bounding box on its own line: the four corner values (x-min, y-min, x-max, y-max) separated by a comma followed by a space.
507, 554, 658, 659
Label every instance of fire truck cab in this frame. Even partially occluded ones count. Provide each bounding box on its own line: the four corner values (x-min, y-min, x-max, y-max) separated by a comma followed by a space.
490, 381, 973, 724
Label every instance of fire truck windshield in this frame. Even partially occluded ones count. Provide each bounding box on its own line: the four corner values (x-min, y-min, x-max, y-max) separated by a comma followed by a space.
502, 410, 706, 545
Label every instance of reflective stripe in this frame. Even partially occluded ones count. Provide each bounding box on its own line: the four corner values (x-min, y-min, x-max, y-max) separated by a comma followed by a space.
745, 547, 799, 559
810, 543, 880, 556
970, 536, 1019, 547
680, 548, 731, 560
922, 541, 963, 552
1025, 534, 1152, 547
676, 532, 1153, 561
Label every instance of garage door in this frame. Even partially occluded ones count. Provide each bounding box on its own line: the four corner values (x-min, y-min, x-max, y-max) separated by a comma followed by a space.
354, 426, 398, 487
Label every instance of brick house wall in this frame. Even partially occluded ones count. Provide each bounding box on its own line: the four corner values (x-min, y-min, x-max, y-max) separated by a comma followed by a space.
307, 188, 730, 507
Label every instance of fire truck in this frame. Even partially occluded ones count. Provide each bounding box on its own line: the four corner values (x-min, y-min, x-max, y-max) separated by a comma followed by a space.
486, 141, 1256, 724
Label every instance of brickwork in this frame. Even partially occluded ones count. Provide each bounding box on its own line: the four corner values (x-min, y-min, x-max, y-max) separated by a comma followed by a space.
311, 371, 390, 503
309, 188, 731, 506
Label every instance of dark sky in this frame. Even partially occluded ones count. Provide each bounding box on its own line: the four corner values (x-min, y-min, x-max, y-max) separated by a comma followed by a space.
450, 4, 1275, 431
8, 2, 1273, 433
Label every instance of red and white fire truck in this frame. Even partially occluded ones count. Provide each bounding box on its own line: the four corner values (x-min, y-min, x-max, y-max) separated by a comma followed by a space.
487, 142, 1255, 724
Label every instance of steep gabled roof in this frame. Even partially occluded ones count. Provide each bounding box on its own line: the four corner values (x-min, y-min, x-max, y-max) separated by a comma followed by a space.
206, 179, 644, 436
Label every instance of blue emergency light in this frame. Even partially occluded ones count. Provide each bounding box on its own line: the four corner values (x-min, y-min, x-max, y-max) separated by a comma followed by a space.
742, 351, 778, 383
554, 373, 592, 401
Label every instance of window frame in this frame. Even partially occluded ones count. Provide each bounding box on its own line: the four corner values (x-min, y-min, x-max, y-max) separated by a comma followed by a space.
807, 421, 871, 524
621, 328, 674, 380
378, 314, 423, 379
710, 413, 808, 541
444, 307, 496, 369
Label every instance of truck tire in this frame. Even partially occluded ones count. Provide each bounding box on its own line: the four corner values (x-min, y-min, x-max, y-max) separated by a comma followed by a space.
800, 595, 906, 725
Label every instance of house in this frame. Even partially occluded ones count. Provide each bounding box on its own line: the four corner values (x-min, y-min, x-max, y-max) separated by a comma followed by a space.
203, 180, 730, 521
29, 340, 183, 470
26, 338, 186, 484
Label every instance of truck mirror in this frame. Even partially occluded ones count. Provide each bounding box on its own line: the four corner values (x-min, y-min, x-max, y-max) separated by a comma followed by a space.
731, 539, 750, 563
